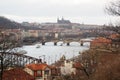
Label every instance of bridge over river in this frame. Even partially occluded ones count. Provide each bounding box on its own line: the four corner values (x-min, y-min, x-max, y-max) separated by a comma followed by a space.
40, 38, 92, 46
0, 52, 41, 68
0, 37, 92, 68
23, 32, 93, 46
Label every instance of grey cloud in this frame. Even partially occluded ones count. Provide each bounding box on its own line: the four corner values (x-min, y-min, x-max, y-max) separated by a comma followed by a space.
0, 2, 105, 17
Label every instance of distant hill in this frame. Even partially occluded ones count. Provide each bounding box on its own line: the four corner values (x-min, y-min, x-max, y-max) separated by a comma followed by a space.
0, 16, 22, 29
0, 16, 42, 30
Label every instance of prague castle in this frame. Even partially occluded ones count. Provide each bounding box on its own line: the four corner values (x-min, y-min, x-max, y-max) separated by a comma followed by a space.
57, 17, 71, 24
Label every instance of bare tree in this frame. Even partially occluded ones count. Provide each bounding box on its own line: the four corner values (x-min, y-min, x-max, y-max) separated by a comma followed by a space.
105, 0, 120, 35
106, 0, 120, 16
0, 31, 21, 80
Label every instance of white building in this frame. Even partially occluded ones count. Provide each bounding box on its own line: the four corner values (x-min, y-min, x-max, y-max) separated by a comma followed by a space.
60, 60, 76, 75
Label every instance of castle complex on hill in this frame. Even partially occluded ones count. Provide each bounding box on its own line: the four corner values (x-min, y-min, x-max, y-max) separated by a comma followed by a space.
57, 17, 71, 24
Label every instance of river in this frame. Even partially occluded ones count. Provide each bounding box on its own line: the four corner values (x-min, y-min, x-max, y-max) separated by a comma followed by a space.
19, 41, 90, 64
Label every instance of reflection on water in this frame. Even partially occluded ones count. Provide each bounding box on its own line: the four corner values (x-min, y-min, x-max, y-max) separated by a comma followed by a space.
20, 42, 90, 64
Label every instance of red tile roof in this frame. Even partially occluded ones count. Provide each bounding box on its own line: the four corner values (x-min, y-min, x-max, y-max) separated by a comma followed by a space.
3, 68, 34, 80
48, 65, 56, 69
92, 37, 111, 43
109, 34, 119, 39
73, 62, 83, 69
26, 63, 49, 71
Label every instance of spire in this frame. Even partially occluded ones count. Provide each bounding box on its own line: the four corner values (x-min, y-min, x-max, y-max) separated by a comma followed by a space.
60, 55, 66, 61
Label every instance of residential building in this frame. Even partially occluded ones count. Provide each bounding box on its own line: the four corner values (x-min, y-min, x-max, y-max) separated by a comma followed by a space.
60, 60, 84, 76
90, 37, 112, 49
3, 68, 34, 80
24, 63, 60, 80
49, 65, 61, 80
28, 30, 39, 37
25, 63, 51, 80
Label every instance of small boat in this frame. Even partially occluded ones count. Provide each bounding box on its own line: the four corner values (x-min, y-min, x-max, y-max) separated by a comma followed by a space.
36, 45, 41, 48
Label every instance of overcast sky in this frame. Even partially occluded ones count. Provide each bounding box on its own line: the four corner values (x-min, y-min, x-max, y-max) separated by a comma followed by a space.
0, 0, 119, 25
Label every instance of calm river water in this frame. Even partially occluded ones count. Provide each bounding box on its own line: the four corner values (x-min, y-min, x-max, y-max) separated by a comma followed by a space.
19, 41, 90, 64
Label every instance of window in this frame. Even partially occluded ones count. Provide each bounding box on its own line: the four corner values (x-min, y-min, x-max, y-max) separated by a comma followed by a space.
37, 70, 42, 77
45, 70, 49, 75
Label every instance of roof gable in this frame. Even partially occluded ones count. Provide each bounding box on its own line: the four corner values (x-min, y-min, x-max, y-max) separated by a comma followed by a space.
26, 63, 49, 71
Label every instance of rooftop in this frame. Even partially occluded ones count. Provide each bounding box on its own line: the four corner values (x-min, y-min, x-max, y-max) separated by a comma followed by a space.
3, 68, 34, 80
26, 63, 49, 71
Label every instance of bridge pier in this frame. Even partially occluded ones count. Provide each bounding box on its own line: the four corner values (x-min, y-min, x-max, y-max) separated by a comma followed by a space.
42, 42, 45, 45
81, 41, 83, 46
67, 42, 70, 46
54, 42, 57, 46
